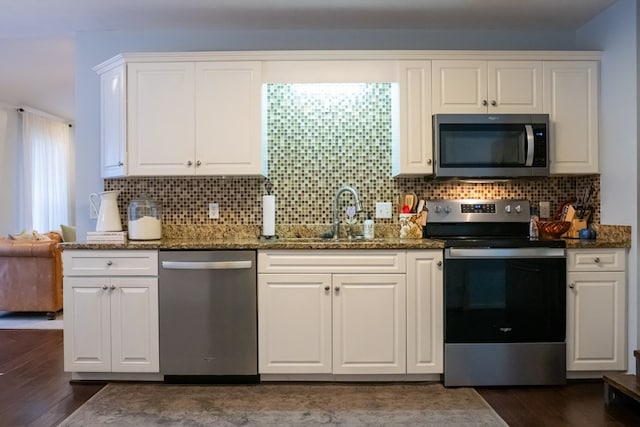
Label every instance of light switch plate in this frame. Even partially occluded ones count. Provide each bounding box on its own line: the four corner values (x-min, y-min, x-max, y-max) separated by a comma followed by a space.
208, 202, 220, 219
375, 202, 393, 219
539, 201, 551, 219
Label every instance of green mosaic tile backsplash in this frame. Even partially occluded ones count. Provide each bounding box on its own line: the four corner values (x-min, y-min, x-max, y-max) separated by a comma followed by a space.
105, 83, 601, 228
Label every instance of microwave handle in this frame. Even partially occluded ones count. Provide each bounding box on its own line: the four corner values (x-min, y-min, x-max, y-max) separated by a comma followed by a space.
525, 124, 534, 166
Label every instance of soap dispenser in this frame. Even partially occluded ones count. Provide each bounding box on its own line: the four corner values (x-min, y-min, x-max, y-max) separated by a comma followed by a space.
364, 213, 375, 239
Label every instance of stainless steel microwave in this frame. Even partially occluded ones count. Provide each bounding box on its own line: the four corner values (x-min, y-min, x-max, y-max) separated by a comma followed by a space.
433, 113, 550, 179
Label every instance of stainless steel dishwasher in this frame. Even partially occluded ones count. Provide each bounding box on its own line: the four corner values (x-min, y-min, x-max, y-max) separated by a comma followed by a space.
159, 250, 258, 383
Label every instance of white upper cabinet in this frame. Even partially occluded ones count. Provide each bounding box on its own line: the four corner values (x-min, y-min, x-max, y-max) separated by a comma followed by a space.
544, 61, 599, 174
99, 65, 126, 178
94, 56, 265, 177
432, 60, 543, 114
393, 61, 433, 176
127, 62, 196, 176
195, 62, 263, 175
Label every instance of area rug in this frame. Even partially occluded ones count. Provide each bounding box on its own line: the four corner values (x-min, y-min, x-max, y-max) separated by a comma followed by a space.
0, 310, 63, 329
58, 382, 507, 426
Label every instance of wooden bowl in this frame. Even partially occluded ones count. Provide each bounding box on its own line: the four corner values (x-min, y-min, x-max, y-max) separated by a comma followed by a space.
537, 220, 571, 240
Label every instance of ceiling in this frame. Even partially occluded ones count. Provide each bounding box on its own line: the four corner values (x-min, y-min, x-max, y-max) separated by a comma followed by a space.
0, 0, 617, 121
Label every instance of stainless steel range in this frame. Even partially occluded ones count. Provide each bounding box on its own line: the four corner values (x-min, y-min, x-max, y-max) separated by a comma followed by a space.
424, 199, 567, 387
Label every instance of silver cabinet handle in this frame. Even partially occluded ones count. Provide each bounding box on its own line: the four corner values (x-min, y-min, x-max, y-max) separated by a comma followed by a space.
437, 261, 443, 267
117, 161, 124, 166
491, 100, 497, 106
427, 159, 432, 165
187, 160, 193, 167
110, 284, 116, 290
162, 260, 252, 270
482, 100, 488, 106
324, 286, 330, 292
594, 257, 600, 263
334, 286, 340, 293
569, 283, 575, 289
106, 260, 113, 266
102, 284, 108, 290
196, 160, 202, 167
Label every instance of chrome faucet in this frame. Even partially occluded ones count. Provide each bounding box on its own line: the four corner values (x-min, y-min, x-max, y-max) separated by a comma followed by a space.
332, 186, 363, 239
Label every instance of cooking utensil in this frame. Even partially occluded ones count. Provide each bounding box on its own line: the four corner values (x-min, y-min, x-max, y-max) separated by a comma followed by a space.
416, 199, 425, 213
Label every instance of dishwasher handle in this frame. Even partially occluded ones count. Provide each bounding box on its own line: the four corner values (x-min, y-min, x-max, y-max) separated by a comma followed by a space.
161, 260, 253, 270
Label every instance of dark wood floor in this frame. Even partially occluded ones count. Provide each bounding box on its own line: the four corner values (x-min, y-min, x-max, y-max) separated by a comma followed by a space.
1, 329, 640, 427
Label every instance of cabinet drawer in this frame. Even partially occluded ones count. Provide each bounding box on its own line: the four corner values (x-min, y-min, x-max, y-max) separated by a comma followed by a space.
258, 250, 406, 274
63, 250, 158, 276
567, 249, 625, 272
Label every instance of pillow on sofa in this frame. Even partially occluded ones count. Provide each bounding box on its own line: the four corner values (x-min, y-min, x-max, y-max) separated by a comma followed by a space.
60, 224, 76, 242
8, 229, 52, 241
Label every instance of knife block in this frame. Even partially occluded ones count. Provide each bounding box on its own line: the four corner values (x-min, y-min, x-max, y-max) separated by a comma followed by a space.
565, 218, 588, 239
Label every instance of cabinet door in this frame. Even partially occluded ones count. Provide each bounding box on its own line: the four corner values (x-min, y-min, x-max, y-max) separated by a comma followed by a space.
566, 271, 626, 371
488, 61, 543, 113
406, 251, 443, 374
63, 277, 111, 372
544, 61, 599, 174
393, 61, 433, 176
258, 274, 332, 374
196, 62, 264, 175
110, 277, 159, 373
127, 62, 196, 175
332, 274, 406, 374
100, 65, 126, 178
432, 60, 487, 113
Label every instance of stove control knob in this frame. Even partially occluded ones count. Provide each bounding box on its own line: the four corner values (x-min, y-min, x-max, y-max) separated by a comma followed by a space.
443, 206, 452, 214
515, 205, 522, 214
434, 205, 443, 214
504, 205, 512, 214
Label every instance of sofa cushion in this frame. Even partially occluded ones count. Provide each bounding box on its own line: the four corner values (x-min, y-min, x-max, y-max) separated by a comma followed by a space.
8, 230, 52, 241
60, 224, 76, 242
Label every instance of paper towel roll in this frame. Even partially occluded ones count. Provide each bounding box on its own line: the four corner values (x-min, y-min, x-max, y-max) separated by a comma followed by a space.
262, 195, 276, 236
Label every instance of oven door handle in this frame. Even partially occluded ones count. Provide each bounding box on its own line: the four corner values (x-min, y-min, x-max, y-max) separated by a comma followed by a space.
161, 260, 253, 270
525, 124, 535, 166
446, 247, 565, 259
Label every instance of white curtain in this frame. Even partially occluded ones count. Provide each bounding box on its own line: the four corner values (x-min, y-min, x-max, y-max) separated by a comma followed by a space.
20, 110, 72, 232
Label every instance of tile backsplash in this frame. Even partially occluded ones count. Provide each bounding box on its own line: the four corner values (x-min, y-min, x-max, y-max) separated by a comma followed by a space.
105, 83, 600, 230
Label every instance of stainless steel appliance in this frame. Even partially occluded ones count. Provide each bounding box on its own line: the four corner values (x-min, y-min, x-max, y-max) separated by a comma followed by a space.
159, 250, 258, 383
433, 114, 549, 179
424, 199, 566, 387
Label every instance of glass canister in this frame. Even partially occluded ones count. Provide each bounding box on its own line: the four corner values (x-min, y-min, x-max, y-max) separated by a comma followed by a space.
128, 196, 162, 240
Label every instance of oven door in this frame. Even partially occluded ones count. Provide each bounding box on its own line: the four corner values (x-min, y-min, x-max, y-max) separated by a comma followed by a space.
444, 247, 566, 344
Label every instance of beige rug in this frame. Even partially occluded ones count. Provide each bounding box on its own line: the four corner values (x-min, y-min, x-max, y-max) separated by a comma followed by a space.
59, 382, 507, 426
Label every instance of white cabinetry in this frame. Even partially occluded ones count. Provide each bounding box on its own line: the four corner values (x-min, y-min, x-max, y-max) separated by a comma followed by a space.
258, 250, 407, 375
99, 64, 126, 178
258, 249, 444, 377
94, 56, 264, 177
544, 61, 599, 174
62, 250, 159, 374
432, 60, 543, 114
406, 251, 443, 374
393, 61, 433, 176
566, 249, 626, 372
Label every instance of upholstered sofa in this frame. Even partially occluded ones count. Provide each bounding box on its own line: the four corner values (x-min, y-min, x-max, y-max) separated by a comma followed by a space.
0, 232, 63, 319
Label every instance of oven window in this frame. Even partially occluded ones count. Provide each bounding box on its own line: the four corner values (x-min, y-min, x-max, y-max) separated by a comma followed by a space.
445, 257, 566, 343
439, 123, 526, 167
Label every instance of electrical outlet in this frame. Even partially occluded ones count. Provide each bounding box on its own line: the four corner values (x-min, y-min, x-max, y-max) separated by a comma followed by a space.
539, 201, 551, 219
375, 202, 393, 219
208, 202, 220, 219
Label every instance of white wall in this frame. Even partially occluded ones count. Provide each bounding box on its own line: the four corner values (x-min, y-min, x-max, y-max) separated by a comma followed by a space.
577, 0, 638, 371
0, 104, 20, 235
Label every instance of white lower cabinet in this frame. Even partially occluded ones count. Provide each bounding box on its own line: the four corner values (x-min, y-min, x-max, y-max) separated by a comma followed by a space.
62, 250, 159, 373
566, 249, 627, 372
257, 250, 443, 377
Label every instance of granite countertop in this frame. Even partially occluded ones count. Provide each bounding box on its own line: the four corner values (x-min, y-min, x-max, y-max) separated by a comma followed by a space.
59, 223, 631, 251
